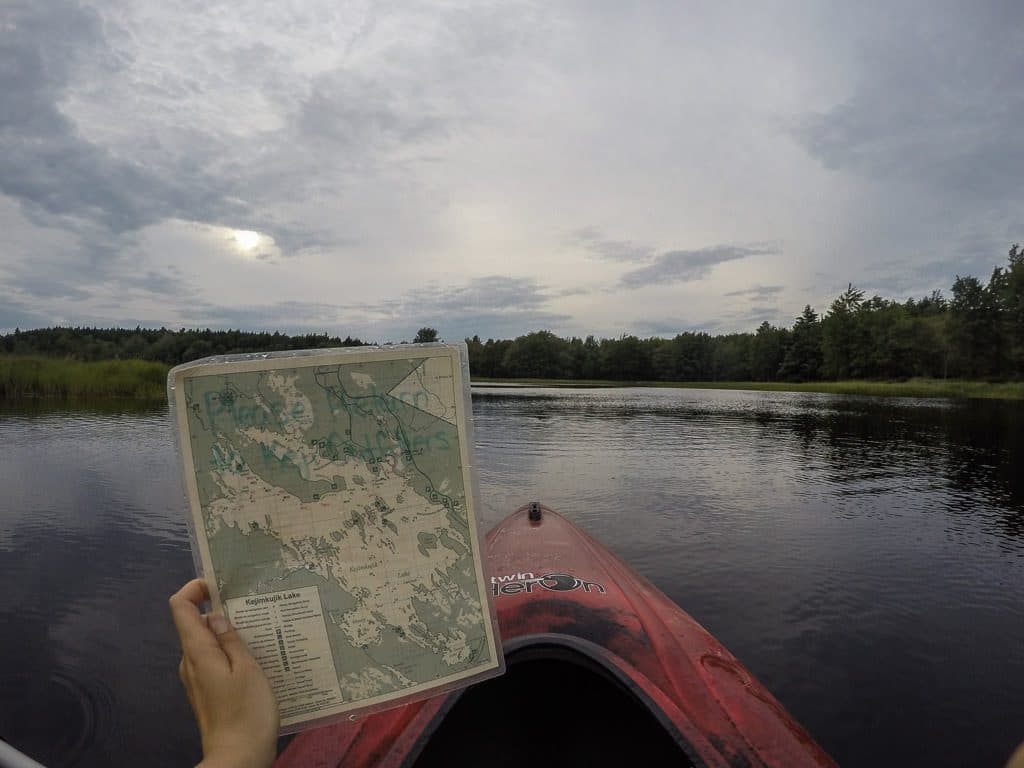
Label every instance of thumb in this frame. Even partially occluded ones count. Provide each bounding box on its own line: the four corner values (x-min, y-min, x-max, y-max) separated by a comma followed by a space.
209, 614, 256, 669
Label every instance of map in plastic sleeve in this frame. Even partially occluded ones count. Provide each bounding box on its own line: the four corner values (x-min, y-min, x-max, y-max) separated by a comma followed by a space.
168, 344, 503, 731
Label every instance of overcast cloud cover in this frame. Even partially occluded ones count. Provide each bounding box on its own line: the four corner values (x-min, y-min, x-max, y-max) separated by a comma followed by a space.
1, 0, 1021, 340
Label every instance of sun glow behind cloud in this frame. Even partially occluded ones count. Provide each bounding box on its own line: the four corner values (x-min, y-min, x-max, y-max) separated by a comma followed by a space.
233, 230, 261, 252
225, 227, 279, 262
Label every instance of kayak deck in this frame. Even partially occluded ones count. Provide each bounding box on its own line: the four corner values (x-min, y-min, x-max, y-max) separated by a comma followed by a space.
276, 503, 836, 768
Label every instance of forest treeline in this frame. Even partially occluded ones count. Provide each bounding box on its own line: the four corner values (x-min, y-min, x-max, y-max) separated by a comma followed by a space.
477, 243, 1024, 382
0, 327, 368, 365
469, 244, 1024, 381
3, 244, 1022, 383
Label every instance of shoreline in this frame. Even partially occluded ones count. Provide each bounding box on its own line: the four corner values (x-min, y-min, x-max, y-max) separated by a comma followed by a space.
471, 377, 1024, 400
2, 355, 1022, 401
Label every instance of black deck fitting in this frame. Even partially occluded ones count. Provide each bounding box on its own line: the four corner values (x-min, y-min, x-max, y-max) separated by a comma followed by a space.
528, 501, 542, 522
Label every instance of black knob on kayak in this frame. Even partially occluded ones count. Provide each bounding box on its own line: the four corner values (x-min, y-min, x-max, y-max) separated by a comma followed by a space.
528, 502, 542, 521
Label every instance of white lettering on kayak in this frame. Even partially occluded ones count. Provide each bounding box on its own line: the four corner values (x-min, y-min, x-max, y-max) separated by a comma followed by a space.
490, 572, 606, 597
491, 572, 535, 583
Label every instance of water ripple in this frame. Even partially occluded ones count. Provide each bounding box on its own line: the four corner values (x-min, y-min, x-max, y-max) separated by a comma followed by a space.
0, 669, 117, 767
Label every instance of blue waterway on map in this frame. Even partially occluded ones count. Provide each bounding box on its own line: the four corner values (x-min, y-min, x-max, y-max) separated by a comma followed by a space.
0, 388, 1022, 767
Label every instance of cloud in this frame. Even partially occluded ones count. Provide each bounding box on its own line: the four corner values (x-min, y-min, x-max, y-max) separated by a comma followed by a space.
738, 306, 789, 325
842, 234, 1019, 300
297, 70, 448, 150
724, 285, 785, 299
627, 319, 688, 337
793, 4, 1024, 204
1, 232, 199, 311
193, 302, 349, 333
572, 226, 654, 262
708, 303, 795, 331
401, 275, 550, 312
569, 227, 782, 300
4, 274, 91, 302
629, 318, 726, 337
178, 275, 570, 341
1, 1, 1021, 341
620, 244, 778, 289
0, 297, 51, 332
369, 276, 570, 340
0, 1, 245, 236
118, 269, 193, 298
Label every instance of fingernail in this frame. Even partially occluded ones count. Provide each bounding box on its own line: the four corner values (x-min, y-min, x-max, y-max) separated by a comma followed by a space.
209, 614, 230, 635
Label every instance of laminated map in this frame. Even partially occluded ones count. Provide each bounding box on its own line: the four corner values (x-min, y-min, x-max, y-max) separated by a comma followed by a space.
170, 345, 501, 730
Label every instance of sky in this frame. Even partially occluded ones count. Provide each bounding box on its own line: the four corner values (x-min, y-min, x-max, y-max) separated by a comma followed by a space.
1, 0, 1022, 342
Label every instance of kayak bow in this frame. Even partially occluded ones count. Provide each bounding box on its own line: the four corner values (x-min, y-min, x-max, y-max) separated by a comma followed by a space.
276, 503, 836, 768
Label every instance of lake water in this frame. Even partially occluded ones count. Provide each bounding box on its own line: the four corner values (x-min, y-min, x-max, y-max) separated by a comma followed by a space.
1, 388, 1022, 767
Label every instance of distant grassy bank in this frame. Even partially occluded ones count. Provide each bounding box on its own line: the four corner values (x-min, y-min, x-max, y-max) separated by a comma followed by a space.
0, 356, 169, 400
472, 377, 1024, 400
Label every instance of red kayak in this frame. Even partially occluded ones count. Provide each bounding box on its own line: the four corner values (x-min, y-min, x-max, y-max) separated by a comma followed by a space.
276, 503, 836, 768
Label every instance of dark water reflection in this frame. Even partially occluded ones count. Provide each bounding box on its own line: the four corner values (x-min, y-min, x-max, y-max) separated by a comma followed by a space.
472, 388, 1024, 768
0, 404, 198, 767
0, 389, 1022, 767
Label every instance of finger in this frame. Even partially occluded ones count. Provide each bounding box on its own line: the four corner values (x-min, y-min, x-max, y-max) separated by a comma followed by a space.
175, 578, 210, 605
169, 579, 224, 662
209, 614, 257, 671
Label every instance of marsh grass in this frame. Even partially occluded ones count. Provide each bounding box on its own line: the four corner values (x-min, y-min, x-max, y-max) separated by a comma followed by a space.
0, 356, 169, 400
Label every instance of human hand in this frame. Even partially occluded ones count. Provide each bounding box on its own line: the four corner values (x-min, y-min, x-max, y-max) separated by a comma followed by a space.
1007, 741, 1024, 768
169, 579, 279, 768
